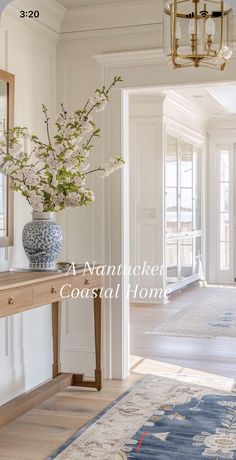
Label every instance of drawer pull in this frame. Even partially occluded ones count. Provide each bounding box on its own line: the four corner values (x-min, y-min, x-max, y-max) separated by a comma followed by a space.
85, 278, 90, 285
8, 297, 14, 305
51, 287, 56, 294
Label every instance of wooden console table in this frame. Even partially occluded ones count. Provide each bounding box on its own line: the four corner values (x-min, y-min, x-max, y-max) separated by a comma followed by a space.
0, 268, 103, 429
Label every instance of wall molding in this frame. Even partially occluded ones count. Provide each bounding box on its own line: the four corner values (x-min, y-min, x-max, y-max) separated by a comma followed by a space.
94, 48, 166, 66
94, 46, 236, 68
61, 346, 95, 354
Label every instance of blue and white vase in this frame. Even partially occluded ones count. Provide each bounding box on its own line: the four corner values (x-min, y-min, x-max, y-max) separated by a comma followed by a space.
22, 212, 63, 271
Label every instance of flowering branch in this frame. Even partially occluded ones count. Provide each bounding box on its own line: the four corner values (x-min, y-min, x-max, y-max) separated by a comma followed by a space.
0, 76, 125, 212
85, 157, 125, 176
42, 104, 52, 147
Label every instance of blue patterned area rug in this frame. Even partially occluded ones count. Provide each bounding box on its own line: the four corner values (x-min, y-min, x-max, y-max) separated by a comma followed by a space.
48, 374, 236, 460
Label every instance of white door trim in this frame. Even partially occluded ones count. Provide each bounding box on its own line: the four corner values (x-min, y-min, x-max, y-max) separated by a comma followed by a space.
208, 124, 236, 284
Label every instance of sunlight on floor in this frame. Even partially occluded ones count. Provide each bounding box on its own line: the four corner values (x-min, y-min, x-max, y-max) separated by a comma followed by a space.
206, 284, 236, 289
130, 355, 235, 392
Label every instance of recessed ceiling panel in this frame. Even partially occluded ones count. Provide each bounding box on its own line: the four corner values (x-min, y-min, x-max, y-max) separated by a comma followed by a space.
206, 85, 236, 114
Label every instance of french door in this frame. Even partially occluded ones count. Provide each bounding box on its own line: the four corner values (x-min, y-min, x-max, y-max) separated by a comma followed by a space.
165, 133, 203, 292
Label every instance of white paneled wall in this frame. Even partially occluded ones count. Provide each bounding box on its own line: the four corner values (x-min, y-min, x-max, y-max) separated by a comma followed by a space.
129, 96, 165, 301
0, 0, 64, 403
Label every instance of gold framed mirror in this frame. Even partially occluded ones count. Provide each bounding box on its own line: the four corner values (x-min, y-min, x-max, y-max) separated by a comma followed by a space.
0, 69, 14, 247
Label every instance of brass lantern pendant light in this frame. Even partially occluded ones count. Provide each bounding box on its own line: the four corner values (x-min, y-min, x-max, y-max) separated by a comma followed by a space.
163, 0, 233, 70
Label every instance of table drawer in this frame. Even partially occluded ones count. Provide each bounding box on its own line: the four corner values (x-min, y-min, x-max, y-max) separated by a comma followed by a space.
33, 279, 64, 304
33, 274, 102, 304
0, 286, 33, 317
69, 273, 103, 290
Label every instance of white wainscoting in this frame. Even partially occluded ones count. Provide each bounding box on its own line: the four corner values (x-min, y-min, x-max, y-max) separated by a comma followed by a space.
0, 0, 65, 404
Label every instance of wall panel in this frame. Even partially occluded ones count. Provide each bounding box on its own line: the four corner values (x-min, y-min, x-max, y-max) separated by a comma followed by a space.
0, 1, 59, 403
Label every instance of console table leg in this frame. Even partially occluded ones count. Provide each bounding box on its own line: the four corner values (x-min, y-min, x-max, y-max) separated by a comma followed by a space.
52, 301, 61, 378
94, 290, 102, 391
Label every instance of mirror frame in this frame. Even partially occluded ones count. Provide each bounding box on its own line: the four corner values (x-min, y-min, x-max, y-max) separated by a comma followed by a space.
0, 69, 14, 248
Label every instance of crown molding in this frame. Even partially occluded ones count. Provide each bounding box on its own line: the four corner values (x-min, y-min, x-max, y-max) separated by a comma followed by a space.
59, 23, 161, 43
166, 91, 208, 124
129, 93, 167, 117
59, 0, 138, 5
207, 114, 236, 133
3, 0, 66, 37
61, 0, 162, 34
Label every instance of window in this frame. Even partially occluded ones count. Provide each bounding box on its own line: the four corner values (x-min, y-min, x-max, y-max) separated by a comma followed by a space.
219, 150, 230, 270
165, 134, 202, 288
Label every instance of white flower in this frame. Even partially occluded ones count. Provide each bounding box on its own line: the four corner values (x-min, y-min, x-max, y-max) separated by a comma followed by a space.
55, 144, 65, 155
100, 157, 124, 178
12, 169, 24, 181
82, 148, 90, 158
23, 167, 39, 186
56, 115, 66, 125
93, 93, 108, 112
22, 128, 31, 139
77, 114, 93, 134
74, 175, 85, 186
81, 120, 93, 134
65, 192, 81, 207
51, 192, 65, 206
35, 147, 45, 160
9, 143, 22, 159
43, 184, 52, 193
51, 178, 58, 187
3, 162, 16, 175
46, 156, 58, 168
76, 136, 83, 144
25, 175, 39, 186
86, 190, 95, 201
80, 163, 90, 172
65, 159, 78, 171
28, 192, 44, 212
19, 184, 28, 193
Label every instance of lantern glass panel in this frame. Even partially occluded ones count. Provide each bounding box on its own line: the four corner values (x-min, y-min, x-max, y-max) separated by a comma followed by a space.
163, 0, 172, 56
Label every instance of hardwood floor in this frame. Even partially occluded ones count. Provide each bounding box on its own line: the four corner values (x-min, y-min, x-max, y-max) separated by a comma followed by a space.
0, 284, 235, 459
0, 376, 141, 460
131, 285, 236, 380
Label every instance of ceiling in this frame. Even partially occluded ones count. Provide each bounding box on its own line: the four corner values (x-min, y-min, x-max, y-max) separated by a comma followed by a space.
131, 83, 236, 119
175, 84, 236, 116
57, 0, 235, 12
56, 0, 137, 7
